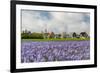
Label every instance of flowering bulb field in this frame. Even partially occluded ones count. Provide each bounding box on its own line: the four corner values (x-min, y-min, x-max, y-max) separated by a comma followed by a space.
21, 40, 90, 63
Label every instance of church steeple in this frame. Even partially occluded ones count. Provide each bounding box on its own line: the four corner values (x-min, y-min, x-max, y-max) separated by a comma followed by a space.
44, 24, 47, 33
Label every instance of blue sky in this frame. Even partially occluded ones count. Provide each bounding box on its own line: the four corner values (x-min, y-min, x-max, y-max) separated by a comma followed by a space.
21, 10, 90, 34
39, 11, 52, 20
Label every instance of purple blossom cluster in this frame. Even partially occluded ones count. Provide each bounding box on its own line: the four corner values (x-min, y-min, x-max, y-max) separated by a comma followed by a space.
21, 41, 90, 63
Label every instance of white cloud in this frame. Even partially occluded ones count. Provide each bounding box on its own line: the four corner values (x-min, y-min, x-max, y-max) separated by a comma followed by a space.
21, 10, 90, 34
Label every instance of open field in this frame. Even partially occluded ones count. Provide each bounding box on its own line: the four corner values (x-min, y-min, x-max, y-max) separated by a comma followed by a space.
21, 40, 90, 63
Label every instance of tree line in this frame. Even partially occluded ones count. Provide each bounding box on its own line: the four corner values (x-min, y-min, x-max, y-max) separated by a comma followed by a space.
21, 30, 89, 39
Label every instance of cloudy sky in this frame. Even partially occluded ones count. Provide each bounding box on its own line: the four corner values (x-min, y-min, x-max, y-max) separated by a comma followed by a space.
21, 10, 90, 34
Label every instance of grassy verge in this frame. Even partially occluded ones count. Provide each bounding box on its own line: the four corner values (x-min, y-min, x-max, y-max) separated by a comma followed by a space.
22, 38, 90, 42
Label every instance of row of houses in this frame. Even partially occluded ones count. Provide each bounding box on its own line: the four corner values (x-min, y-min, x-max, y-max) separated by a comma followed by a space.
42, 32, 89, 39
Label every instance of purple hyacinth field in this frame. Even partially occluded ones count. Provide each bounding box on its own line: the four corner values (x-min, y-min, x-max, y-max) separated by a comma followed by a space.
21, 40, 90, 63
